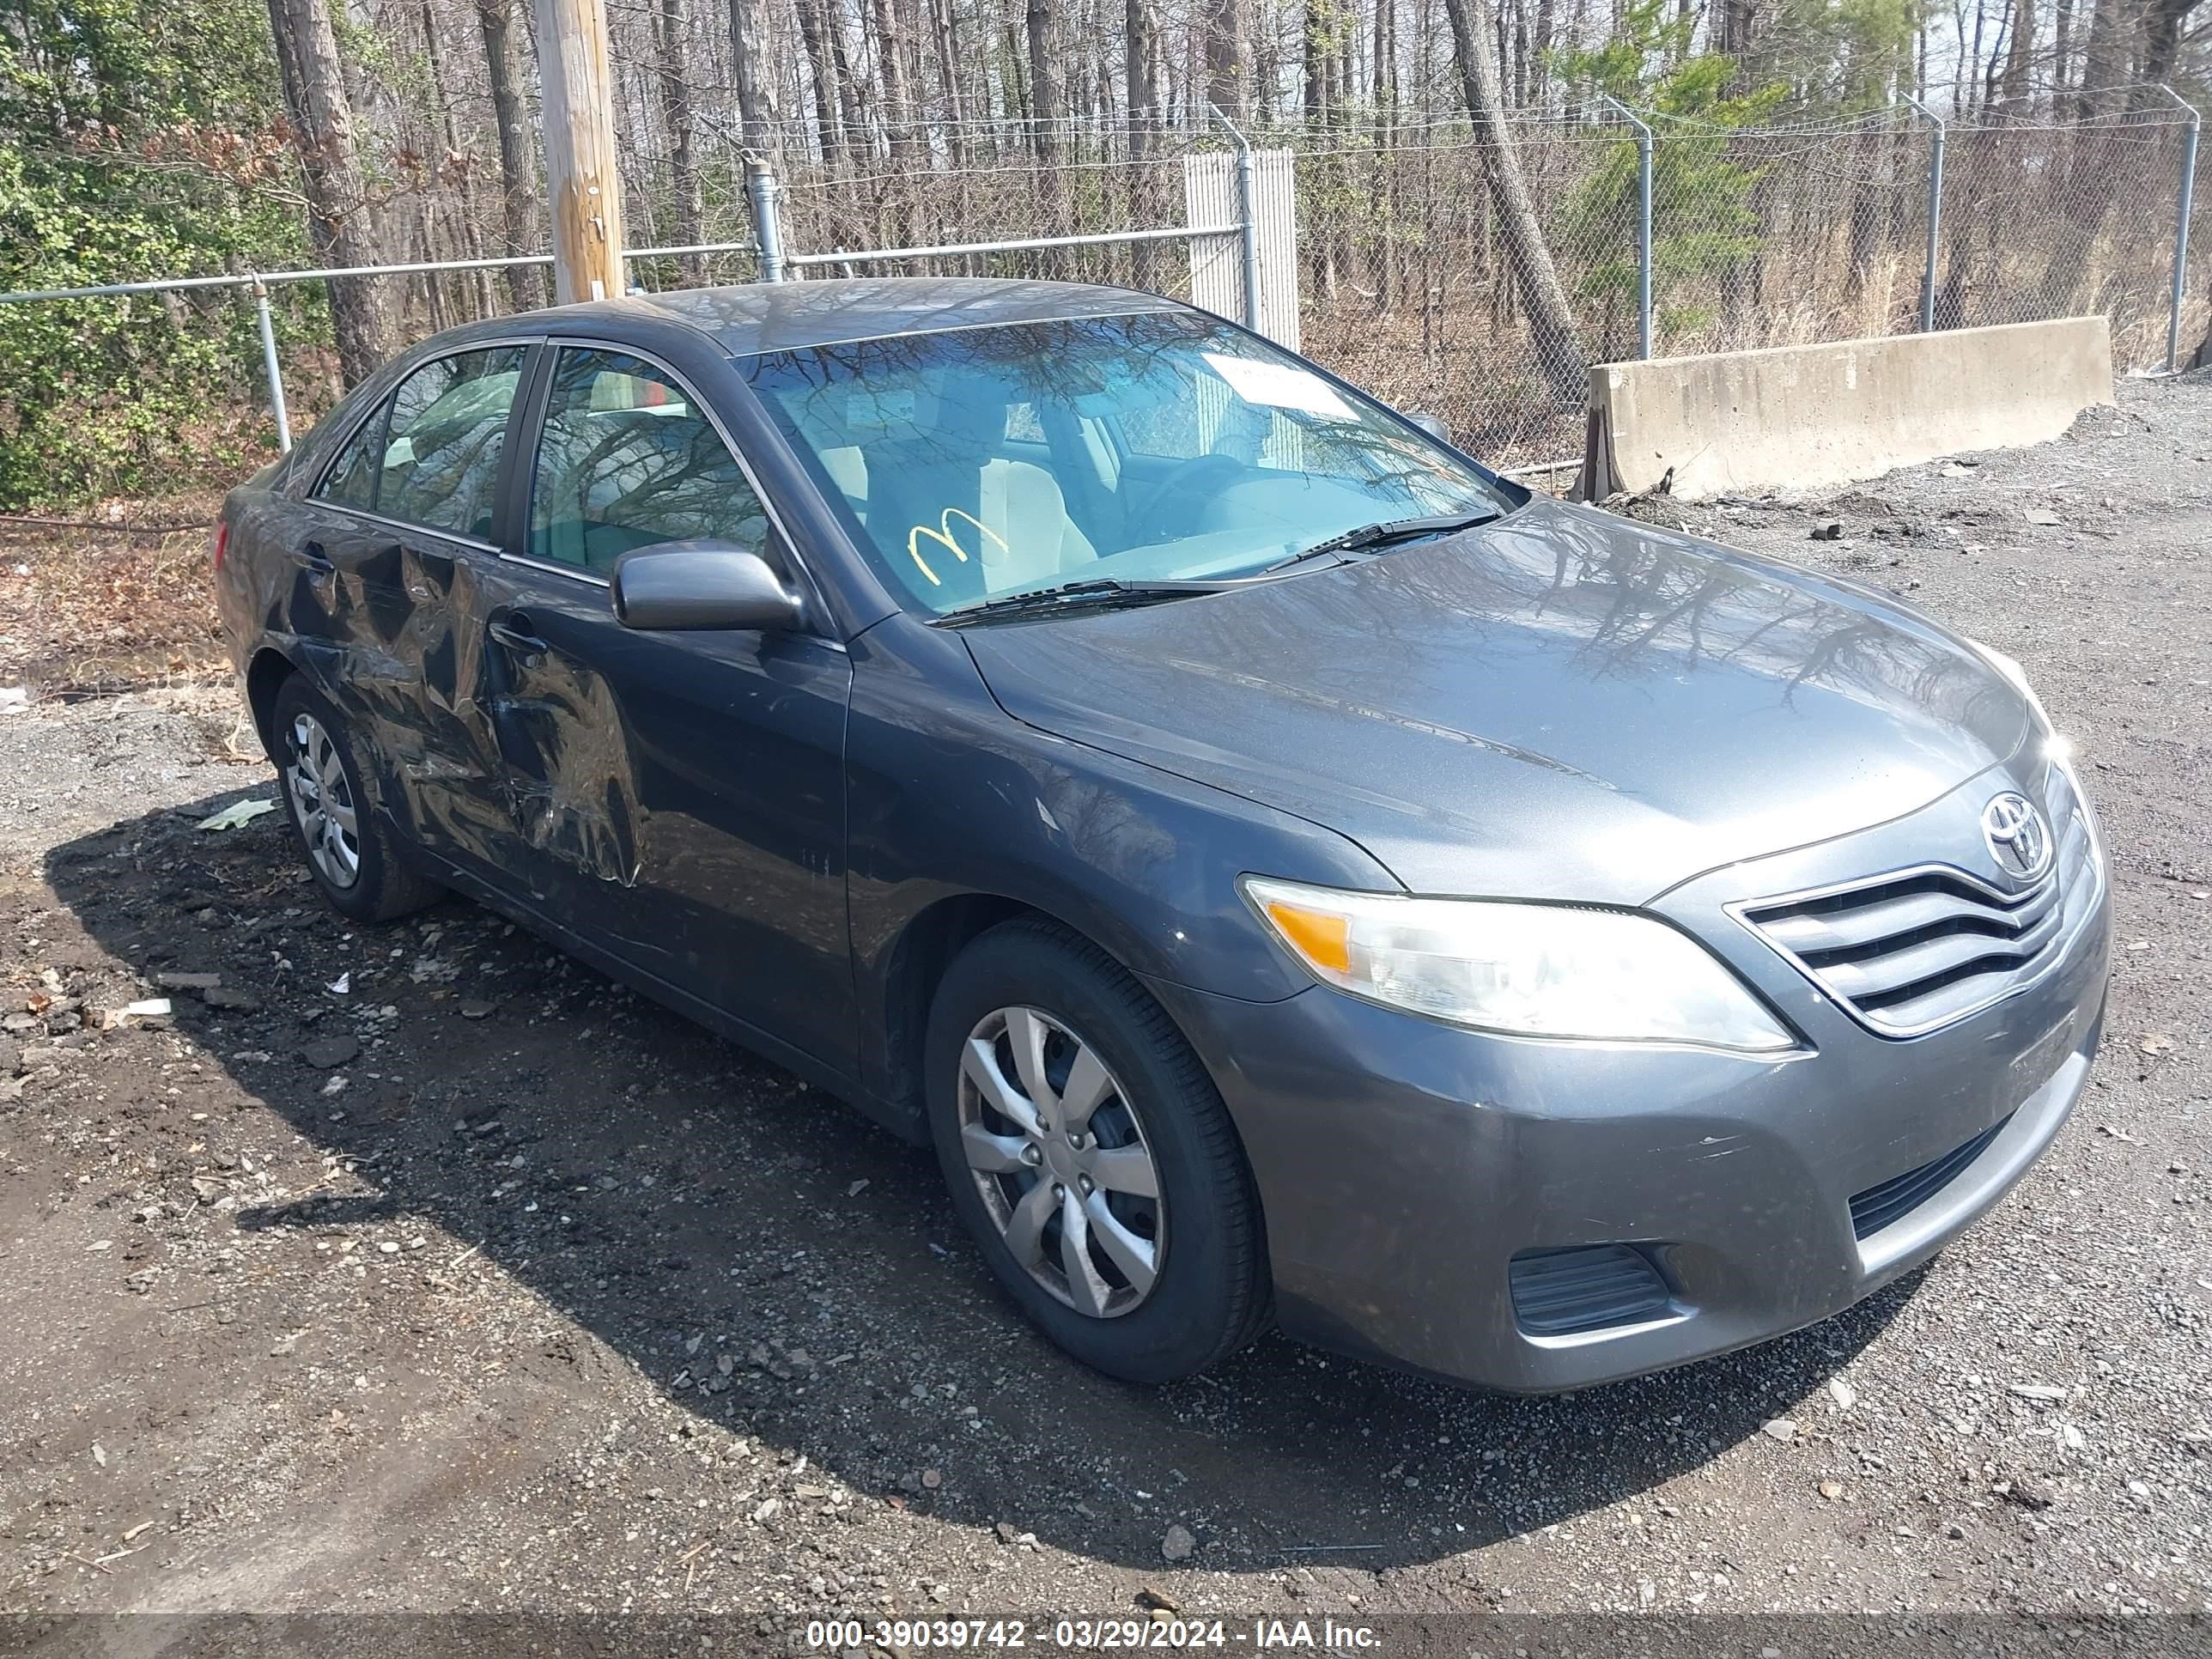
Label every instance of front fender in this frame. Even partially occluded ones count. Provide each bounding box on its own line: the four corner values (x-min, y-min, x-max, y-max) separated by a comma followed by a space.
845, 616, 1393, 1105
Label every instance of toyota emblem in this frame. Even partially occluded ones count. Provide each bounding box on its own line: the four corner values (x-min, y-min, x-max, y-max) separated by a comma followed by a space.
1981, 792, 2053, 881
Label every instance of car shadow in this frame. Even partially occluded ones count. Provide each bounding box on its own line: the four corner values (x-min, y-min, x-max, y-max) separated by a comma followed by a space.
39, 787, 1912, 1577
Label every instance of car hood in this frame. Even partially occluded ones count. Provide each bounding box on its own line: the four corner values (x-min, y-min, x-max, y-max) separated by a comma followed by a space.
961, 499, 2033, 903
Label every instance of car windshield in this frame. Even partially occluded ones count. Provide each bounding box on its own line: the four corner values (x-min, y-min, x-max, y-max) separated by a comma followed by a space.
740, 310, 1518, 617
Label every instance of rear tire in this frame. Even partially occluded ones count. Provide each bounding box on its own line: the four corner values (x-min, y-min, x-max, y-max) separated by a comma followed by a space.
269, 673, 441, 924
925, 917, 1270, 1383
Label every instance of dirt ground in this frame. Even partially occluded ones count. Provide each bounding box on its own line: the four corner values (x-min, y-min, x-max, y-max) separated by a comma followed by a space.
1, 375, 2208, 1650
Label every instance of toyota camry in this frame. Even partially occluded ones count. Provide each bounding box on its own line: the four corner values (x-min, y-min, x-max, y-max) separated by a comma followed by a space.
213, 278, 2111, 1391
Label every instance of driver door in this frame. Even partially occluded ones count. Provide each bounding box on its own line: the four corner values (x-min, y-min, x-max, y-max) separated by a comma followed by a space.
474, 343, 857, 1077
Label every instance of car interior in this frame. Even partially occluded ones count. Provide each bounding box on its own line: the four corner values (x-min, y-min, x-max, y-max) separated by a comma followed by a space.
764, 362, 1393, 609
526, 358, 769, 573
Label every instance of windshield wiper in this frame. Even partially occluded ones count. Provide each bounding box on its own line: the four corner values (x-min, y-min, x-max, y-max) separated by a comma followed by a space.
935, 575, 1239, 627
1258, 510, 1501, 575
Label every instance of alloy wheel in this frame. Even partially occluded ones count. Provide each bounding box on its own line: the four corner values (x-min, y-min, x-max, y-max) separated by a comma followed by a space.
956, 1006, 1164, 1319
284, 711, 362, 890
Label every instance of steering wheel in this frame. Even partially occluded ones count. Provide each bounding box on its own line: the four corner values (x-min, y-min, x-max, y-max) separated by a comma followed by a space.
1128, 453, 1249, 544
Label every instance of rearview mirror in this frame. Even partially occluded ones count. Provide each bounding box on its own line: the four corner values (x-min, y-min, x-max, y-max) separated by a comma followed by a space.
1403, 410, 1452, 444
611, 540, 805, 633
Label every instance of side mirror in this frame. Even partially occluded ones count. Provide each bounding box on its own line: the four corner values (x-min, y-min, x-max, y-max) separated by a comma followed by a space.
611, 540, 805, 632
1403, 411, 1452, 444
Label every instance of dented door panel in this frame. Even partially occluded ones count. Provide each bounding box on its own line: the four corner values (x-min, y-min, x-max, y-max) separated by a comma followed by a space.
468, 556, 859, 1078
275, 504, 520, 864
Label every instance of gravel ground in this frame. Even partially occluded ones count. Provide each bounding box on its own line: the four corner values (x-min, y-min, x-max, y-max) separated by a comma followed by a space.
1, 375, 2208, 1645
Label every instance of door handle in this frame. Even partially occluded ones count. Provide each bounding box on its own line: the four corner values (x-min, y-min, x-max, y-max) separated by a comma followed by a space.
291, 540, 335, 575
488, 617, 550, 662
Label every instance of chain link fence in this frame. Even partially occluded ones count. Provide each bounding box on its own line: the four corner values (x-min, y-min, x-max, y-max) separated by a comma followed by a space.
1267, 100, 2204, 470
2190, 118, 2212, 366
3, 99, 2206, 496
761, 119, 1230, 305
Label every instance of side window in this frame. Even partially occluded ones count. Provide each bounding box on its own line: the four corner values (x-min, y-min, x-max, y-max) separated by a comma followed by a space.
374, 347, 526, 539
527, 349, 770, 574
314, 401, 386, 510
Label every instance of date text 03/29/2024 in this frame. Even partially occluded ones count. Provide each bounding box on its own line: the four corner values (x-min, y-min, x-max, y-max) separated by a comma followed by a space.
803, 1617, 1382, 1650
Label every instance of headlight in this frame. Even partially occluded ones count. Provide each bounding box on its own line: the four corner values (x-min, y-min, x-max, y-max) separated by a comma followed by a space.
1241, 877, 1796, 1053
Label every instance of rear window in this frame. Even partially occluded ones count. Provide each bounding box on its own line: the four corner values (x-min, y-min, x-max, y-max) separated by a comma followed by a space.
310, 346, 526, 541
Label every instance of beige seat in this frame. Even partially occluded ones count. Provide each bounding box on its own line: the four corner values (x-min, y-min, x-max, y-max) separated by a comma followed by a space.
976, 458, 1097, 592
817, 444, 868, 511
832, 443, 1097, 595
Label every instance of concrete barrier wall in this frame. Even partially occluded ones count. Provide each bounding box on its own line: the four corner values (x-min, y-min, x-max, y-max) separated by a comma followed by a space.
1582, 317, 2115, 501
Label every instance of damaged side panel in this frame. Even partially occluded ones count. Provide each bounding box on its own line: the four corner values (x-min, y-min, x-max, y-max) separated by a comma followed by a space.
460, 554, 860, 1079
263, 503, 524, 872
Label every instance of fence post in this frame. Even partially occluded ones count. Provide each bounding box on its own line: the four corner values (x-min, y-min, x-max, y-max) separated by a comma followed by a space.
2155, 86, 2202, 374
1903, 98, 1947, 333
1596, 94, 1653, 360
250, 277, 292, 453
744, 155, 786, 283
1206, 102, 1263, 333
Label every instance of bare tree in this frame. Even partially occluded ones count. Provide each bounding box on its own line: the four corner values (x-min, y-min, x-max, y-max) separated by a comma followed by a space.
728, 0, 778, 154
265, 0, 398, 384
1441, 0, 1585, 398
1203, 0, 1251, 117
1024, 0, 1060, 160
655, 0, 707, 280
2137, 0, 2203, 82
477, 0, 547, 309
793, 0, 860, 161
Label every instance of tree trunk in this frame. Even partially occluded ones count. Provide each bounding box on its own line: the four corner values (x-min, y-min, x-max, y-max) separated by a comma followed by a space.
1376, 0, 1399, 306
1441, 0, 1584, 399
2137, 0, 2200, 86
1025, 0, 1060, 161
1203, 0, 1249, 118
1715, 0, 1754, 58
793, 0, 846, 162
870, 0, 917, 149
1528, 0, 1553, 105
655, 0, 707, 280
2075, 0, 2124, 118
265, 0, 396, 385
477, 0, 547, 311
1127, 0, 1163, 289
1998, 0, 2033, 106
1025, 0, 1072, 254
929, 0, 969, 165
727, 0, 777, 154
1303, 0, 1328, 118
419, 0, 494, 319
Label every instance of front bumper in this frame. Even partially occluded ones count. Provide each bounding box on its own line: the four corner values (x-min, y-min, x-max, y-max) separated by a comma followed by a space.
1152, 767, 2112, 1393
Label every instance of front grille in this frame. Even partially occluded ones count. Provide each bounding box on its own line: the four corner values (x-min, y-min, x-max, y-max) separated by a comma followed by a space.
1509, 1244, 1674, 1336
1736, 789, 2098, 1038
1849, 1114, 2012, 1238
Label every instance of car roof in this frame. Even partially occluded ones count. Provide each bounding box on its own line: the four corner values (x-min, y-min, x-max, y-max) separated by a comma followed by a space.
542, 276, 1188, 357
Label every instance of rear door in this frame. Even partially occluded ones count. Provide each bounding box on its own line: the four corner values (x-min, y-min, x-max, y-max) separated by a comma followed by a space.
471, 343, 858, 1076
286, 343, 534, 868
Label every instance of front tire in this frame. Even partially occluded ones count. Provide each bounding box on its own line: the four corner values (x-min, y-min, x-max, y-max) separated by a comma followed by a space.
924, 918, 1270, 1383
270, 674, 441, 924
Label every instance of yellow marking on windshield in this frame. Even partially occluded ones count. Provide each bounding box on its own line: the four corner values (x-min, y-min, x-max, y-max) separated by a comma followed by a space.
907, 508, 1008, 587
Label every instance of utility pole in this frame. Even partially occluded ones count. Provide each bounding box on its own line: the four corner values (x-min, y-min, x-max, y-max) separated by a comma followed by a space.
534, 0, 626, 303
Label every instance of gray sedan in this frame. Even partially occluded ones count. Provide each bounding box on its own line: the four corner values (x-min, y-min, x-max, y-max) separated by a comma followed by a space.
213, 278, 2111, 1390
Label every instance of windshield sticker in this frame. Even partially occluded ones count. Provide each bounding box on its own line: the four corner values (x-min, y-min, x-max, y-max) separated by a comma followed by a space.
908, 507, 1006, 586
1200, 353, 1354, 420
